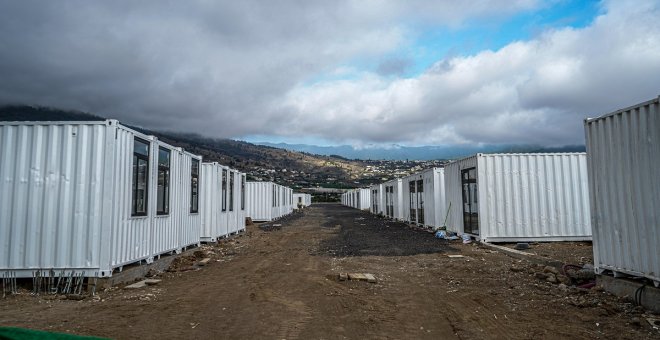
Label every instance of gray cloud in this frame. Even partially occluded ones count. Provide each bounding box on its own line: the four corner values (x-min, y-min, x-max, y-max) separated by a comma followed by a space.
1, 0, 657, 147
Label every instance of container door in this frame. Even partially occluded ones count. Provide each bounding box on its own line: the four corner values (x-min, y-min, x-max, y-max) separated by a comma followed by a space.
461, 168, 479, 235
416, 179, 424, 225
385, 186, 391, 217
408, 180, 416, 222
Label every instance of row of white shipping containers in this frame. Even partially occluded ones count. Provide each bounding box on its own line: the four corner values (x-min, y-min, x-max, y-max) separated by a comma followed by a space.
293, 193, 312, 207
0, 120, 204, 278
444, 153, 592, 242
245, 182, 294, 222
341, 188, 371, 210
200, 163, 247, 242
365, 153, 592, 243
400, 168, 446, 229
585, 96, 659, 286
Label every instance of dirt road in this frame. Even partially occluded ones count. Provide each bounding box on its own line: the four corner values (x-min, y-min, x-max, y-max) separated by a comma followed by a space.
1, 204, 658, 339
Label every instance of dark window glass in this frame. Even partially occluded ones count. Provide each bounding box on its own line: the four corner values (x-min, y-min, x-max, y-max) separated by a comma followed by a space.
190, 160, 199, 213
229, 172, 234, 211
409, 181, 416, 221
417, 179, 424, 224
222, 170, 227, 212
132, 138, 150, 216
241, 175, 245, 210
156, 147, 170, 215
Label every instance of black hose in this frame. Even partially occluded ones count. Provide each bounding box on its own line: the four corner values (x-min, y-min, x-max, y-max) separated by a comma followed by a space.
634, 284, 646, 306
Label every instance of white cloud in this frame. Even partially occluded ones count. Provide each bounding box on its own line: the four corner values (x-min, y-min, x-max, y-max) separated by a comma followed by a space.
280, 0, 660, 146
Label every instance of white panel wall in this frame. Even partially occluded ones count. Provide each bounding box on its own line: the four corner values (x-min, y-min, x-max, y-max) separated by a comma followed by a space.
585, 96, 659, 285
478, 153, 591, 242
246, 182, 293, 222
179, 153, 202, 248
400, 168, 446, 228
200, 163, 228, 242
0, 120, 203, 278
445, 153, 591, 242
237, 173, 247, 233
369, 184, 384, 215
293, 193, 311, 207
110, 125, 152, 271
444, 156, 477, 234
383, 179, 404, 220
246, 182, 273, 222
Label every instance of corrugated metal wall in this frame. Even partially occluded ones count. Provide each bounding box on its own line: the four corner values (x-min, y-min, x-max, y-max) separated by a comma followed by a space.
200, 163, 218, 241
357, 188, 371, 210
399, 168, 446, 228
0, 122, 114, 277
585, 96, 659, 284
246, 182, 273, 222
200, 162, 228, 242
391, 179, 404, 220
237, 173, 247, 233
178, 152, 202, 248
444, 156, 477, 234
0, 121, 206, 278
109, 125, 152, 271
478, 153, 591, 242
445, 154, 591, 242
369, 184, 384, 215
422, 168, 446, 228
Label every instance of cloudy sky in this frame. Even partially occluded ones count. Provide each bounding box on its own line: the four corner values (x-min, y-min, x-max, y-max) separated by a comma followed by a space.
1, 0, 659, 147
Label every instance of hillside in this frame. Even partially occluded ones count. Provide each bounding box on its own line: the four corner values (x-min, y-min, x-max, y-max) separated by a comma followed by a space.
258, 142, 586, 161
0, 105, 369, 189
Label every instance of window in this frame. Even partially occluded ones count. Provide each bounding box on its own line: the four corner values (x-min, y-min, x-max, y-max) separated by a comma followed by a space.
229, 171, 234, 211
241, 175, 245, 210
190, 160, 199, 213
409, 180, 416, 218
272, 186, 276, 207
416, 179, 424, 224
156, 147, 170, 215
222, 169, 227, 212
132, 137, 150, 216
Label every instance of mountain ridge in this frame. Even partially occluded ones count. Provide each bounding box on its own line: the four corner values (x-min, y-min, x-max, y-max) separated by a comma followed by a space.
255, 142, 586, 161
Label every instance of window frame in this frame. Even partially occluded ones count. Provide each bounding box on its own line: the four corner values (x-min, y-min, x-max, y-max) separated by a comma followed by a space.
241, 175, 246, 211
229, 171, 235, 212
131, 137, 150, 217
221, 169, 227, 212
156, 146, 171, 216
190, 159, 200, 213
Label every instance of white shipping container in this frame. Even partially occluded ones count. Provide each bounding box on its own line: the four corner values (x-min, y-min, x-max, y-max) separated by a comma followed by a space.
0, 120, 201, 278
349, 188, 371, 210
237, 172, 247, 233
444, 153, 591, 242
285, 187, 294, 215
246, 182, 293, 222
293, 193, 311, 207
585, 96, 659, 285
225, 169, 246, 235
382, 179, 404, 220
200, 163, 230, 242
246, 182, 272, 222
401, 168, 446, 228
369, 184, 384, 215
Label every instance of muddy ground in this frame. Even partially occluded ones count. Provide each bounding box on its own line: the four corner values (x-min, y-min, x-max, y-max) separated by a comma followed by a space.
1, 204, 658, 339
